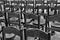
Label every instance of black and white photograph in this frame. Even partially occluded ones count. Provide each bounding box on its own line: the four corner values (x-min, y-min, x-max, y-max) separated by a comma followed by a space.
0, 0, 60, 40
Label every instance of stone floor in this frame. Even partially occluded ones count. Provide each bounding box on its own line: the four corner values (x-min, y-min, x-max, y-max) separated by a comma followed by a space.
51, 31, 60, 40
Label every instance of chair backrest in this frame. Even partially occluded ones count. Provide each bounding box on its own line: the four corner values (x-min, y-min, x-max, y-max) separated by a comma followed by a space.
36, 5, 48, 9
47, 0, 57, 4
8, 11, 21, 26
35, 0, 44, 4
0, 11, 4, 17
27, 1, 34, 4
26, 5, 34, 9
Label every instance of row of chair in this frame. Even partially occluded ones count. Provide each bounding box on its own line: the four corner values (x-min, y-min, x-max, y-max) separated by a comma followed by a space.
0, 0, 60, 40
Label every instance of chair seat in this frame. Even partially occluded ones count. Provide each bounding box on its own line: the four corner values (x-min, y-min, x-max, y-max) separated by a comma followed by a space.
52, 24, 60, 27
51, 22, 60, 27
48, 26, 60, 32
3, 27, 22, 36
26, 29, 48, 40
5, 33, 15, 38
